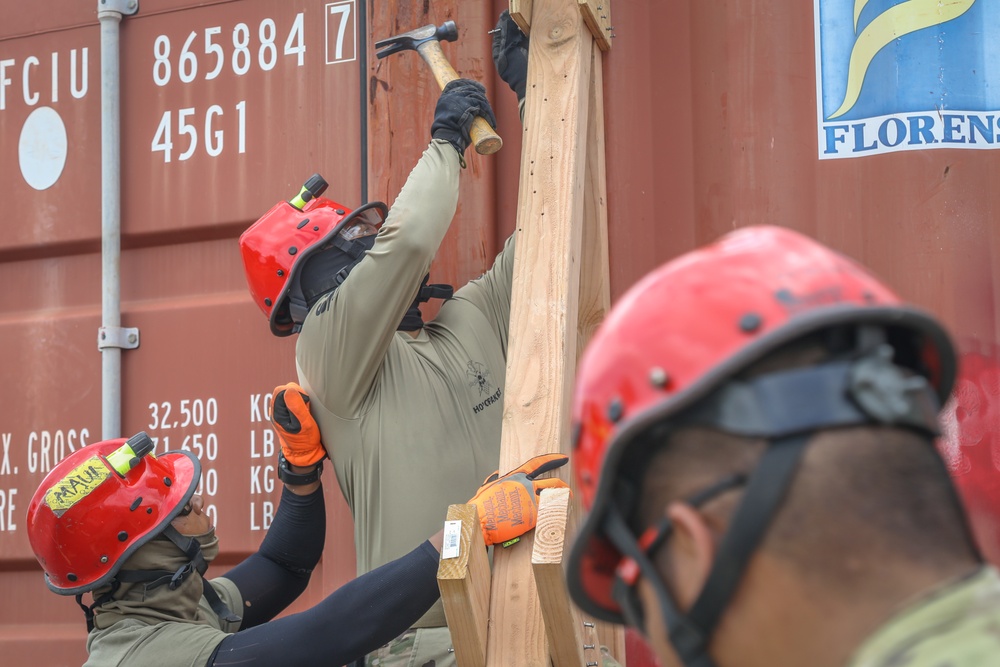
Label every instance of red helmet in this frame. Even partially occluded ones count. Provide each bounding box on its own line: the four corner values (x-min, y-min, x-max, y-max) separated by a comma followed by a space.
240, 175, 388, 337
567, 225, 956, 625
27, 432, 200, 596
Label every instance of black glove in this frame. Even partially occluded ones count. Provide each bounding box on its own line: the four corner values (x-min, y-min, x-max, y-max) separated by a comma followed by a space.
431, 79, 498, 156
492, 10, 529, 102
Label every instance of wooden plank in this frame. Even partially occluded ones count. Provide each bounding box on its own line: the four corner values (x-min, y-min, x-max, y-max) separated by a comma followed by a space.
438, 504, 491, 667
510, 0, 533, 34
577, 43, 611, 353
531, 488, 586, 667
486, 0, 594, 664
577, 39, 626, 666
578, 0, 613, 51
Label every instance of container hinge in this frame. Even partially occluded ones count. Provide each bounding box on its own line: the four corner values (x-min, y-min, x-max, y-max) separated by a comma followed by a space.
98, 327, 140, 351
97, 0, 139, 16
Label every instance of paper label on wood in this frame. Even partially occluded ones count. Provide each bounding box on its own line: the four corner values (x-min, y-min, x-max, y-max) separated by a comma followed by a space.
442, 520, 463, 559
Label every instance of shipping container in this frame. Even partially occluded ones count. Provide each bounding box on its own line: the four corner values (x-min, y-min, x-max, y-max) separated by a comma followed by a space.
2, 1, 998, 666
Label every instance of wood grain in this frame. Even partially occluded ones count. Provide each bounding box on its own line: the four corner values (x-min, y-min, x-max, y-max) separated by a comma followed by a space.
438, 504, 491, 667
531, 488, 586, 667
510, 0, 534, 34
487, 0, 594, 665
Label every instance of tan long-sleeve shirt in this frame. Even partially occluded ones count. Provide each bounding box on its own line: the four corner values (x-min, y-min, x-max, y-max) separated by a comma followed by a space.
296, 139, 514, 628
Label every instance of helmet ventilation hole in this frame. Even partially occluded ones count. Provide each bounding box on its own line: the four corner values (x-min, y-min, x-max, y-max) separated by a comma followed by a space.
607, 398, 624, 422
739, 312, 763, 333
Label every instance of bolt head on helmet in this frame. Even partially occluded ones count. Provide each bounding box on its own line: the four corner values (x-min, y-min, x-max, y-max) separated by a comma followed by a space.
27, 433, 200, 596
566, 225, 957, 623
240, 194, 388, 336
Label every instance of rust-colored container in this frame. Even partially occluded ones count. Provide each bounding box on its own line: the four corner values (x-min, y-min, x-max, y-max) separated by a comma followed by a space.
2, 1, 998, 666
598, 0, 1000, 571
1, 1, 495, 664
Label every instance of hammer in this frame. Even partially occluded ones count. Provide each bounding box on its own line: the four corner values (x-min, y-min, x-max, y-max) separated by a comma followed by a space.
375, 21, 502, 155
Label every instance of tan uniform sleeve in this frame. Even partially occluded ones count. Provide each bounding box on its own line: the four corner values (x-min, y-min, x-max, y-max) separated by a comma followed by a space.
451, 233, 516, 355
296, 140, 461, 418
447, 100, 522, 353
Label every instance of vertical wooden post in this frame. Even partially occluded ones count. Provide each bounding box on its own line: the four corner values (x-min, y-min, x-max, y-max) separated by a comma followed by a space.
486, 1, 593, 665
577, 39, 627, 665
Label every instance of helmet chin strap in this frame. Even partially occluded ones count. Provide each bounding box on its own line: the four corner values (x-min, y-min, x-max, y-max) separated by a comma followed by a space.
78, 525, 240, 632
605, 340, 944, 667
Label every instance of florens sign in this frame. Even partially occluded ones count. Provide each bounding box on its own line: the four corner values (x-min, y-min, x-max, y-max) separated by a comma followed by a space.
814, 0, 1000, 159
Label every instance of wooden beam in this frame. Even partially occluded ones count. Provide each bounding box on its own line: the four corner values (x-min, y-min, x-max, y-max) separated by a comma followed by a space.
510, 0, 533, 34
438, 504, 491, 667
487, 0, 594, 665
577, 39, 626, 665
531, 488, 586, 667
579, 0, 613, 51
578, 42, 611, 352
512, 0, 614, 51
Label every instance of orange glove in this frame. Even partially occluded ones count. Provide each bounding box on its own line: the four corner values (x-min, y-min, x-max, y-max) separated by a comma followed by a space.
468, 453, 570, 546
269, 383, 326, 467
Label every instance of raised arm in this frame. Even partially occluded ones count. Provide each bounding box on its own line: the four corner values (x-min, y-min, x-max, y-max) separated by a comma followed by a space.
296, 81, 497, 418
222, 384, 327, 627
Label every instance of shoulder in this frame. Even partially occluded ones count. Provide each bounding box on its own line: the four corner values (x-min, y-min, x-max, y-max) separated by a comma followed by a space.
87, 618, 229, 667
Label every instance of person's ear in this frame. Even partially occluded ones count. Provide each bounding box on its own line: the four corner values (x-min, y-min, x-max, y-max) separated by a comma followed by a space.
661, 501, 716, 609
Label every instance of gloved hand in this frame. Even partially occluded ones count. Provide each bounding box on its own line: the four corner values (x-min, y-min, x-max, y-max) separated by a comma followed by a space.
431, 79, 498, 156
468, 453, 570, 546
270, 382, 326, 467
492, 10, 529, 102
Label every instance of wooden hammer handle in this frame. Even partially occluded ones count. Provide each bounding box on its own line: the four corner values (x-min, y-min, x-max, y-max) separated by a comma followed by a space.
417, 40, 503, 156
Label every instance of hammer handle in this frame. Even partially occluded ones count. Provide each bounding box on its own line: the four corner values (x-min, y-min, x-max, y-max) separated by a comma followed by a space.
417, 41, 503, 156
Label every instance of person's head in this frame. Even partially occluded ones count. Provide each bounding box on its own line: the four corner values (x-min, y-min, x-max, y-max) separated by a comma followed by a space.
240, 174, 388, 336
567, 226, 976, 667
26, 431, 228, 629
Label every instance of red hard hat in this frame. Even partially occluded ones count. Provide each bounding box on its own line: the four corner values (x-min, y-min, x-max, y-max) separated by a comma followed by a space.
26, 433, 200, 596
566, 225, 956, 623
239, 194, 388, 336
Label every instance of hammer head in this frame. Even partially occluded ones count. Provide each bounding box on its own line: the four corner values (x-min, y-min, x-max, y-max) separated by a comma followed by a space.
375, 21, 459, 59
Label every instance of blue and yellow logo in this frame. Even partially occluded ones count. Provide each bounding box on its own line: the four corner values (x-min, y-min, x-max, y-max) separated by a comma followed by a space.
815, 0, 1000, 158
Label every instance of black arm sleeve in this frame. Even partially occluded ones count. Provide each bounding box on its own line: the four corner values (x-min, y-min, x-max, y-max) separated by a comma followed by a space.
223, 485, 325, 628
207, 541, 441, 667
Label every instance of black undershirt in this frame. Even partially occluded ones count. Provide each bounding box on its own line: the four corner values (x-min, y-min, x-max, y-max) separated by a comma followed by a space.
208, 542, 439, 666
206, 485, 441, 666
